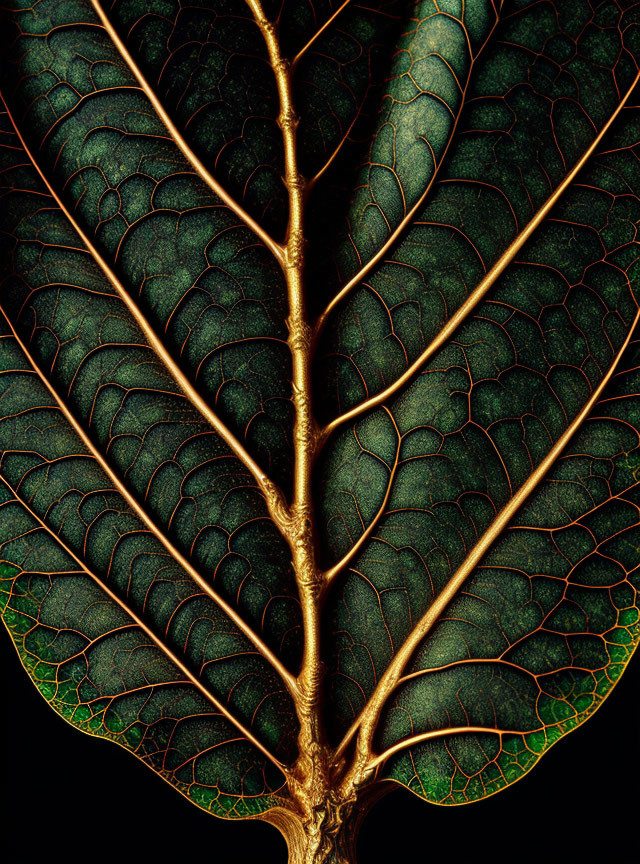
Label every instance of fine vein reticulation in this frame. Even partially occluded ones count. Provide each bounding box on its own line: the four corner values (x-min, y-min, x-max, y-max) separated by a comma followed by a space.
2, 1, 640, 861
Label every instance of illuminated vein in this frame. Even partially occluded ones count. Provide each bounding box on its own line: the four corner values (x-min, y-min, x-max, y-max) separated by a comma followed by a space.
0, 307, 298, 698
291, 0, 353, 67
366, 726, 527, 772
323, 407, 400, 585
0, 93, 291, 538
0, 471, 287, 772
333, 304, 640, 766
321, 73, 640, 441
89, 0, 284, 265
314, 7, 502, 336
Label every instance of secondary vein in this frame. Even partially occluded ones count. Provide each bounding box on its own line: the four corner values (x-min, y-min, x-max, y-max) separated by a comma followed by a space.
0, 470, 287, 772
319, 75, 640, 442
0, 284, 298, 699
334, 302, 640, 772
89, 0, 284, 265
0, 92, 292, 541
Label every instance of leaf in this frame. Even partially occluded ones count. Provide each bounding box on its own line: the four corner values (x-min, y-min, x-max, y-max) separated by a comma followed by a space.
1, 1, 640, 860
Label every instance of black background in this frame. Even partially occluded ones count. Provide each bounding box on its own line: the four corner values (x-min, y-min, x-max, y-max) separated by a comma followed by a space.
4, 628, 639, 864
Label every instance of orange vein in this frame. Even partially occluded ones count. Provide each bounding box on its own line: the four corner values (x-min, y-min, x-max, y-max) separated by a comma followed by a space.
0, 471, 287, 771
334, 303, 640, 765
0, 306, 298, 699
291, 0, 353, 67
323, 407, 400, 584
0, 92, 291, 537
314, 9, 501, 336
321, 71, 640, 440
305, 103, 361, 194
366, 726, 520, 771
89, 0, 284, 264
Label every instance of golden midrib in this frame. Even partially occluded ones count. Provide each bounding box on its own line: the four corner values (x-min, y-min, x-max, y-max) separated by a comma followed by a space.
88, 0, 284, 264
0, 306, 298, 698
334, 305, 640, 768
321, 69, 640, 439
0, 470, 286, 772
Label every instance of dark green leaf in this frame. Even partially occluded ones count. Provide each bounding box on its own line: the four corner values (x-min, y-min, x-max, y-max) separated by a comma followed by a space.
1, 0, 640, 858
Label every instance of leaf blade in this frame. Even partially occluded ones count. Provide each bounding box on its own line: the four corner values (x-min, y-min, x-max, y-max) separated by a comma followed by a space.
3, 0, 640, 832
321, 5, 640, 807
335, 300, 640, 764
3, 0, 294, 490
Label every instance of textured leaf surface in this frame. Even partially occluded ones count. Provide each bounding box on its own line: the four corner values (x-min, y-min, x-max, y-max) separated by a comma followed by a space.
2, 0, 640, 836
319, 0, 640, 800
0, 92, 299, 812
375, 333, 640, 800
